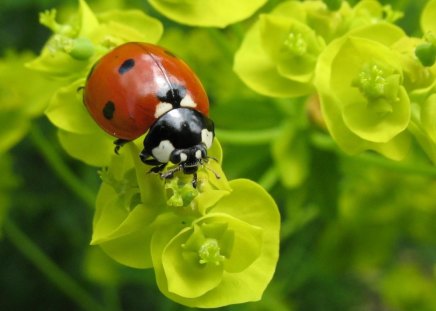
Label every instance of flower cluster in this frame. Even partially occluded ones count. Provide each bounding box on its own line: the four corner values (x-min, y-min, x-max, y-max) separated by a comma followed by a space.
91, 140, 279, 307
148, 0, 267, 27
27, 0, 280, 307
234, 0, 436, 162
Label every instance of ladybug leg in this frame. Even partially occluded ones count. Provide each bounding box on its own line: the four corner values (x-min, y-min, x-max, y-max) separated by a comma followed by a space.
148, 163, 167, 174
160, 165, 182, 180
192, 173, 198, 188
114, 139, 130, 154
205, 156, 219, 163
139, 154, 168, 174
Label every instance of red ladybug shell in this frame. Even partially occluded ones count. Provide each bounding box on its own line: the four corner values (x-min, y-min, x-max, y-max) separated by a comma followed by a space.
83, 42, 209, 140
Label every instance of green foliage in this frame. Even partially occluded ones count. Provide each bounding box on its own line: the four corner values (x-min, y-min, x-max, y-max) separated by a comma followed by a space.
148, 0, 267, 27
0, 52, 59, 152
91, 139, 280, 307
0, 154, 18, 236
235, 0, 436, 162
1, 0, 436, 310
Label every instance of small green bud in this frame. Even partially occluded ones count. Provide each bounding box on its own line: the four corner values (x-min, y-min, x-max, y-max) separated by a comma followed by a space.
323, 0, 342, 11
69, 37, 95, 60
415, 42, 436, 67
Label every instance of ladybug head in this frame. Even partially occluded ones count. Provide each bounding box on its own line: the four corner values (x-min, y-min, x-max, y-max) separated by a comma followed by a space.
139, 107, 216, 183
169, 144, 207, 174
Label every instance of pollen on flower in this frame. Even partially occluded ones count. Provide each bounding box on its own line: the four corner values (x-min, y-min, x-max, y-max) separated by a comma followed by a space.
283, 31, 308, 57
352, 62, 401, 113
198, 238, 225, 266
353, 63, 386, 98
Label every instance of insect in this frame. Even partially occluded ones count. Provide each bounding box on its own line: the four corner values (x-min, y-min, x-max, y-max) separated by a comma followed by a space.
83, 42, 217, 187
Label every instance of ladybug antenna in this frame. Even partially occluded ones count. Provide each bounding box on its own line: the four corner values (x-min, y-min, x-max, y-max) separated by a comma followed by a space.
76, 86, 84, 93
203, 163, 221, 179
206, 155, 219, 163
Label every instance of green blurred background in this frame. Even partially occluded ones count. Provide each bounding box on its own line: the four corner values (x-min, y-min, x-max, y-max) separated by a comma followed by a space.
1, 0, 436, 310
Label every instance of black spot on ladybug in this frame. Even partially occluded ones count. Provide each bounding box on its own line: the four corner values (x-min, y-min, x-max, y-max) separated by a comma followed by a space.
157, 85, 186, 107
118, 58, 135, 74
103, 101, 115, 120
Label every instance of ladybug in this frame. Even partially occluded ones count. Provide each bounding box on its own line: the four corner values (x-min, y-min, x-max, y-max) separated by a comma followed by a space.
83, 42, 216, 186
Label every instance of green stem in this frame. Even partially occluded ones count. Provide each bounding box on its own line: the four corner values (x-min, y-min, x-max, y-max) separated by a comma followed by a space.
216, 127, 281, 145
30, 125, 95, 208
353, 152, 436, 177
258, 166, 280, 191
103, 285, 122, 311
3, 219, 106, 311
311, 132, 436, 177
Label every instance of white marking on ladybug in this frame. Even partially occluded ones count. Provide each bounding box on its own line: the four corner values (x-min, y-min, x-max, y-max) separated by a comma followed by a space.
180, 94, 197, 108
180, 152, 188, 162
195, 150, 202, 159
154, 102, 173, 118
201, 129, 213, 149
152, 140, 175, 163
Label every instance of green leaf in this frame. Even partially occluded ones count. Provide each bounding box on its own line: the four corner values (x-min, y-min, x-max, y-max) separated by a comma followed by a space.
91, 150, 164, 268
126, 142, 167, 207
0, 51, 58, 151
148, 0, 267, 28
97, 10, 163, 44
46, 79, 99, 134
234, 22, 313, 98
330, 37, 409, 142
57, 129, 113, 167
96, 205, 156, 269
422, 94, 436, 143
77, 0, 100, 38
421, 0, 436, 34
201, 214, 263, 273
26, 47, 92, 80
162, 228, 224, 298
259, 15, 324, 83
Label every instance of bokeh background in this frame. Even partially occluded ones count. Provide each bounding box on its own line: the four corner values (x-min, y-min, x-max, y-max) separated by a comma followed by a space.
1, 0, 436, 310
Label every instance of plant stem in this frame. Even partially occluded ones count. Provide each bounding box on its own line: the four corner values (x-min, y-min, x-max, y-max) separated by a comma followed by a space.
353, 152, 436, 177
216, 127, 281, 145
3, 219, 106, 311
207, 28, 236, 63
30, 125, 95, 208
311, 132, 436, 177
